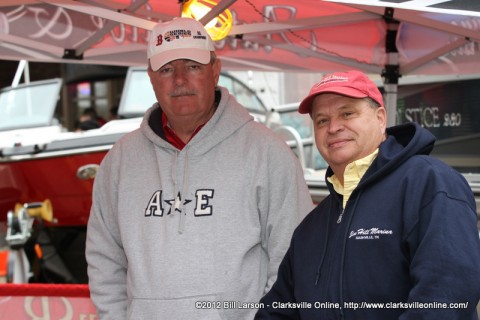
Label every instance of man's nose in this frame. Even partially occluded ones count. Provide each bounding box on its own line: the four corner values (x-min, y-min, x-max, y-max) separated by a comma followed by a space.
327, 118, 344, 133
173, 68, 188, 84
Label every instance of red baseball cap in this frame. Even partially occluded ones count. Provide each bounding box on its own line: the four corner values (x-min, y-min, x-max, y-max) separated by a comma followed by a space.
298, 70, 384, 114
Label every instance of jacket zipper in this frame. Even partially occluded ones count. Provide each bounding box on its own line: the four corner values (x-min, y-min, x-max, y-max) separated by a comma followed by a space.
337, 208, 345, 223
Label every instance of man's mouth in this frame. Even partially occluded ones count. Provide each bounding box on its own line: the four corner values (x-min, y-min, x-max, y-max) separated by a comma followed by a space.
170, 91, 195, 98
328, 139, 350, 148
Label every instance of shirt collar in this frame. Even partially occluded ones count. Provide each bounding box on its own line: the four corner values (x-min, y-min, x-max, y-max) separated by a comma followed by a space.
161, 112, 206, 150
328, 149, 379, 208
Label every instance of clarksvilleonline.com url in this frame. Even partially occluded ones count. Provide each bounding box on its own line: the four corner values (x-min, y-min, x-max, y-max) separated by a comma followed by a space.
265, 301, 469, 310
344, 301, 469, 310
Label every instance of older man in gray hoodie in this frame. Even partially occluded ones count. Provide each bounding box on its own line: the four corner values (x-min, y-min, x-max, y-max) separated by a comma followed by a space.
86, 17, 313, 319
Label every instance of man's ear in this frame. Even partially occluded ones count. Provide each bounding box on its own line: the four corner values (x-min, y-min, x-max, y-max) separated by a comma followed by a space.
213, 58, 222, 85
376, 106, 387, 134
147, 61, 155, 85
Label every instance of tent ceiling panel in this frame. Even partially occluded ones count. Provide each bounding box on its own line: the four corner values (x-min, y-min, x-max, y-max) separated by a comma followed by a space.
0, 0, 477, 77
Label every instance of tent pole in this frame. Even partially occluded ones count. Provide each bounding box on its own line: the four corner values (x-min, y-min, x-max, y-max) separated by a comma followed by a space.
384, 79, 398, 127
382, 8, 400, 127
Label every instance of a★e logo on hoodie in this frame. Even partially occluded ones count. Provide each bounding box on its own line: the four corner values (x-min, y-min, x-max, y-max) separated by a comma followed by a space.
144, 189, 214, 217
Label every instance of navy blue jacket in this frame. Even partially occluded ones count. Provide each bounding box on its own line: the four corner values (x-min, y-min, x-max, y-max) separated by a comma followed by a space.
256, 123, 480, 319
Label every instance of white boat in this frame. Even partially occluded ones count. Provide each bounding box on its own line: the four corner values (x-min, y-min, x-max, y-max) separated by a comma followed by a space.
0, 67, 328, 284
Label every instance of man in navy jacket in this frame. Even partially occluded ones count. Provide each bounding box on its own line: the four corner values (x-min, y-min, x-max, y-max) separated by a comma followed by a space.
255, 70, 480, 319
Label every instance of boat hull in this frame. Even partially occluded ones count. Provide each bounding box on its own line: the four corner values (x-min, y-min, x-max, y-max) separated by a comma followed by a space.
0, 149, 108, 226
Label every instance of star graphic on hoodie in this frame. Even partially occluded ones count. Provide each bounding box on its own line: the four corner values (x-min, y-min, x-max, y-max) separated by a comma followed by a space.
165, 192, 192, 215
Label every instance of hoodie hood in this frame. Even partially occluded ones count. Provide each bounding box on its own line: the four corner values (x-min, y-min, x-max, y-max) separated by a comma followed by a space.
137, 86, 254, 233
364, 122, 435, 185
139, 86, 254, 156
377, 122, 435, 167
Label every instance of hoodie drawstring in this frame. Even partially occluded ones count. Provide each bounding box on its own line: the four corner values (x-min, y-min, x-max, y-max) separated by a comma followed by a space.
172, 151, 179, 211
177, 150, 189, 234
169, 149, 190, 234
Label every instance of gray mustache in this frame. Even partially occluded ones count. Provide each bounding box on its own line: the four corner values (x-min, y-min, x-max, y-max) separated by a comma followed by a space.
170, 90, 196, 97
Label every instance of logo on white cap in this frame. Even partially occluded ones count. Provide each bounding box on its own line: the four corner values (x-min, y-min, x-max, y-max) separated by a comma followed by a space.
148, 18, 215, 71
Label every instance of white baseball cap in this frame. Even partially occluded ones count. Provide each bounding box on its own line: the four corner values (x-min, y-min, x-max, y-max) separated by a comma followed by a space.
147, 17, 215, 71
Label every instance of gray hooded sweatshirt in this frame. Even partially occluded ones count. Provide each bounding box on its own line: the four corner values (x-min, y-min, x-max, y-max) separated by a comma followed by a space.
86, 87, 313, 319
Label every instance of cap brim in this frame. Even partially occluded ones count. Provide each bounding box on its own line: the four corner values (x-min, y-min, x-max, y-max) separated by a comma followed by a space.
149, 48, 211, 71
298, 87, 368, 114
298, 95, 316, 114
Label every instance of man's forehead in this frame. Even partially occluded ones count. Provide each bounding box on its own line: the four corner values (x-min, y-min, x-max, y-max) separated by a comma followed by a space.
312, 94, 362, 110
161, 58, 206, 67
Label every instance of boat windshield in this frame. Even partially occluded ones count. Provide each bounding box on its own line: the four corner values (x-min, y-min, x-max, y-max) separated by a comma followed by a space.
118, 67, 267, 118
0, 79, 62, 131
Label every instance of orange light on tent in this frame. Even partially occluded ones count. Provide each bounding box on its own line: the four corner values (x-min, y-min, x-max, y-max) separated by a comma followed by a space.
181, 0, 233, 41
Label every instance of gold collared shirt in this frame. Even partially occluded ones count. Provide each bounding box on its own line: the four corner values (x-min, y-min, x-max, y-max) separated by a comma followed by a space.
327, 149, 379, 209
